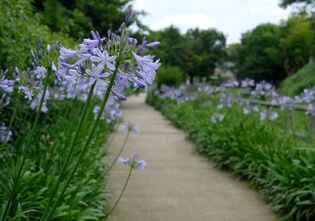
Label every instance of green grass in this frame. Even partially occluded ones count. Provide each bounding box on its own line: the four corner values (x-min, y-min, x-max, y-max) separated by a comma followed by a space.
280, 62, 315, 96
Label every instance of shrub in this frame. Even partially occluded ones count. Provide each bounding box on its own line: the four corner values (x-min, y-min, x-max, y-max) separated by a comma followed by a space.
0, 0, 74, 70
156, 66, 186, 88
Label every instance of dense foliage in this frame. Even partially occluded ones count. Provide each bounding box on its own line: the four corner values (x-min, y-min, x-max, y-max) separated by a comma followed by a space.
148, 26, 226, 82
0, 0, 74, 70
156, 66, 186, 88
1, 97, 113, 220
228, 14, 315, 85
232, 23, 286, 84
280, 0, 314, 8
32, 0, 142, 39
147, 84, 315, 221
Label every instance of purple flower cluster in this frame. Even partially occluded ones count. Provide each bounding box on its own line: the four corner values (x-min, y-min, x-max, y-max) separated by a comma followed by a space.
155, 78, 315, 124
211, 113, 224, 124
121, 121, 140, 134
0, 123, 12, 143
117, 154, 147, 170
1, 27, 161, 124
0, 76, 15, 94
53, 30, 160, 122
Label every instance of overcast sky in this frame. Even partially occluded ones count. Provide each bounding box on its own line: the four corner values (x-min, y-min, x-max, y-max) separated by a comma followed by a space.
133, 0, 292, 44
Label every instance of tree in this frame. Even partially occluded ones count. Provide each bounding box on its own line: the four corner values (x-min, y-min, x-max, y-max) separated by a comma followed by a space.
148, 26, 187, 67
32, 0, 139, 39
280, 0, 314, 8
278, 14, 313, 74
185, 28, 226, 81
148, 27, 226, 83
234, 24, 286, 84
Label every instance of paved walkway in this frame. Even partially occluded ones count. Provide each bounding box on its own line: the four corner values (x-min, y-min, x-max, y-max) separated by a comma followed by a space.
107, 94, 279, 221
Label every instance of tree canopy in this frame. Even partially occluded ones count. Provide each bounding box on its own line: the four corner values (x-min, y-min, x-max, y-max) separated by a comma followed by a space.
280, 0, 314, 8
233, 24, 286, 84
32, 0, 141, 39
148, 26, 226, 82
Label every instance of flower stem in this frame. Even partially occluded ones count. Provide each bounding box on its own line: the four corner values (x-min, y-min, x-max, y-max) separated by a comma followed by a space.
1, 73, 50, 221
105, 167, 133, 219
42, 29, 126, 221
43, 55, 123, 221
106, 131, 130, 173
7, 91, 21, 133
40, 82, 96, 220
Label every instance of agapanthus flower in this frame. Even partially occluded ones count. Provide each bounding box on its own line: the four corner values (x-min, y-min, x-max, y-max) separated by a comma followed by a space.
60, 46, 77, 61
93, 102, 122, 123
132, 52, 160, 87
0, 77, 15, 93
269, 111, 278, 121
0, 123, 12, 143
81, 33, 104, 51
241, 78, 255, 88
306, 104, 315, 116
121, 122, 140, 134
30, 89, 50, 113
260, 111, 278, 121
117, 154, 147, 169
18, 86, 34, 101
145, 41, 160, 48
90, 48, 116, 71
93, 105, 105, 120
271, 99, 278, 106
217, 104, 224, 110
260, 111, 267, 121
34, 66, 47, 79
125, 8, 136, 24
106, 103, 123, 123
211, 113, 224, 124
302, 88, 314, 103
243, 107, 250, 115
86, 63, 109, 85
252, 105, 259, 113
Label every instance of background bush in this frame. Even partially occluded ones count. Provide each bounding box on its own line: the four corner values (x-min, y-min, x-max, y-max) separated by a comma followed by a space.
156, 66, 186, 88
0, 0, 74, 71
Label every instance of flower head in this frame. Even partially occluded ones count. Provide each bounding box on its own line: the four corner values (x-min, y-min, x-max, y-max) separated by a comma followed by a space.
34, 66, 47, 79
0, 123, 12, 143
243, 107, 250, 115
211, 113, 224, 124
121, 122, 140, 134
269, 111, 278, 121
117, 154, 147, 169
0, 77, 15, 93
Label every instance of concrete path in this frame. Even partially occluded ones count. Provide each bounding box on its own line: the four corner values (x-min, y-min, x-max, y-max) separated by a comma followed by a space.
107, 94, 279, 221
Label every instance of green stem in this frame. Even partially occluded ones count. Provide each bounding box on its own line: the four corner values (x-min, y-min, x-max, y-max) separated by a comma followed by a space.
7, 92, 21, 133
1, 75, 50, 221
40, 82, 96, 220
44, 56, 122, 221
106, 131, 130, 173
105, 167, 133, 219
43, 29, 126, 221
0, 90, 21, 155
